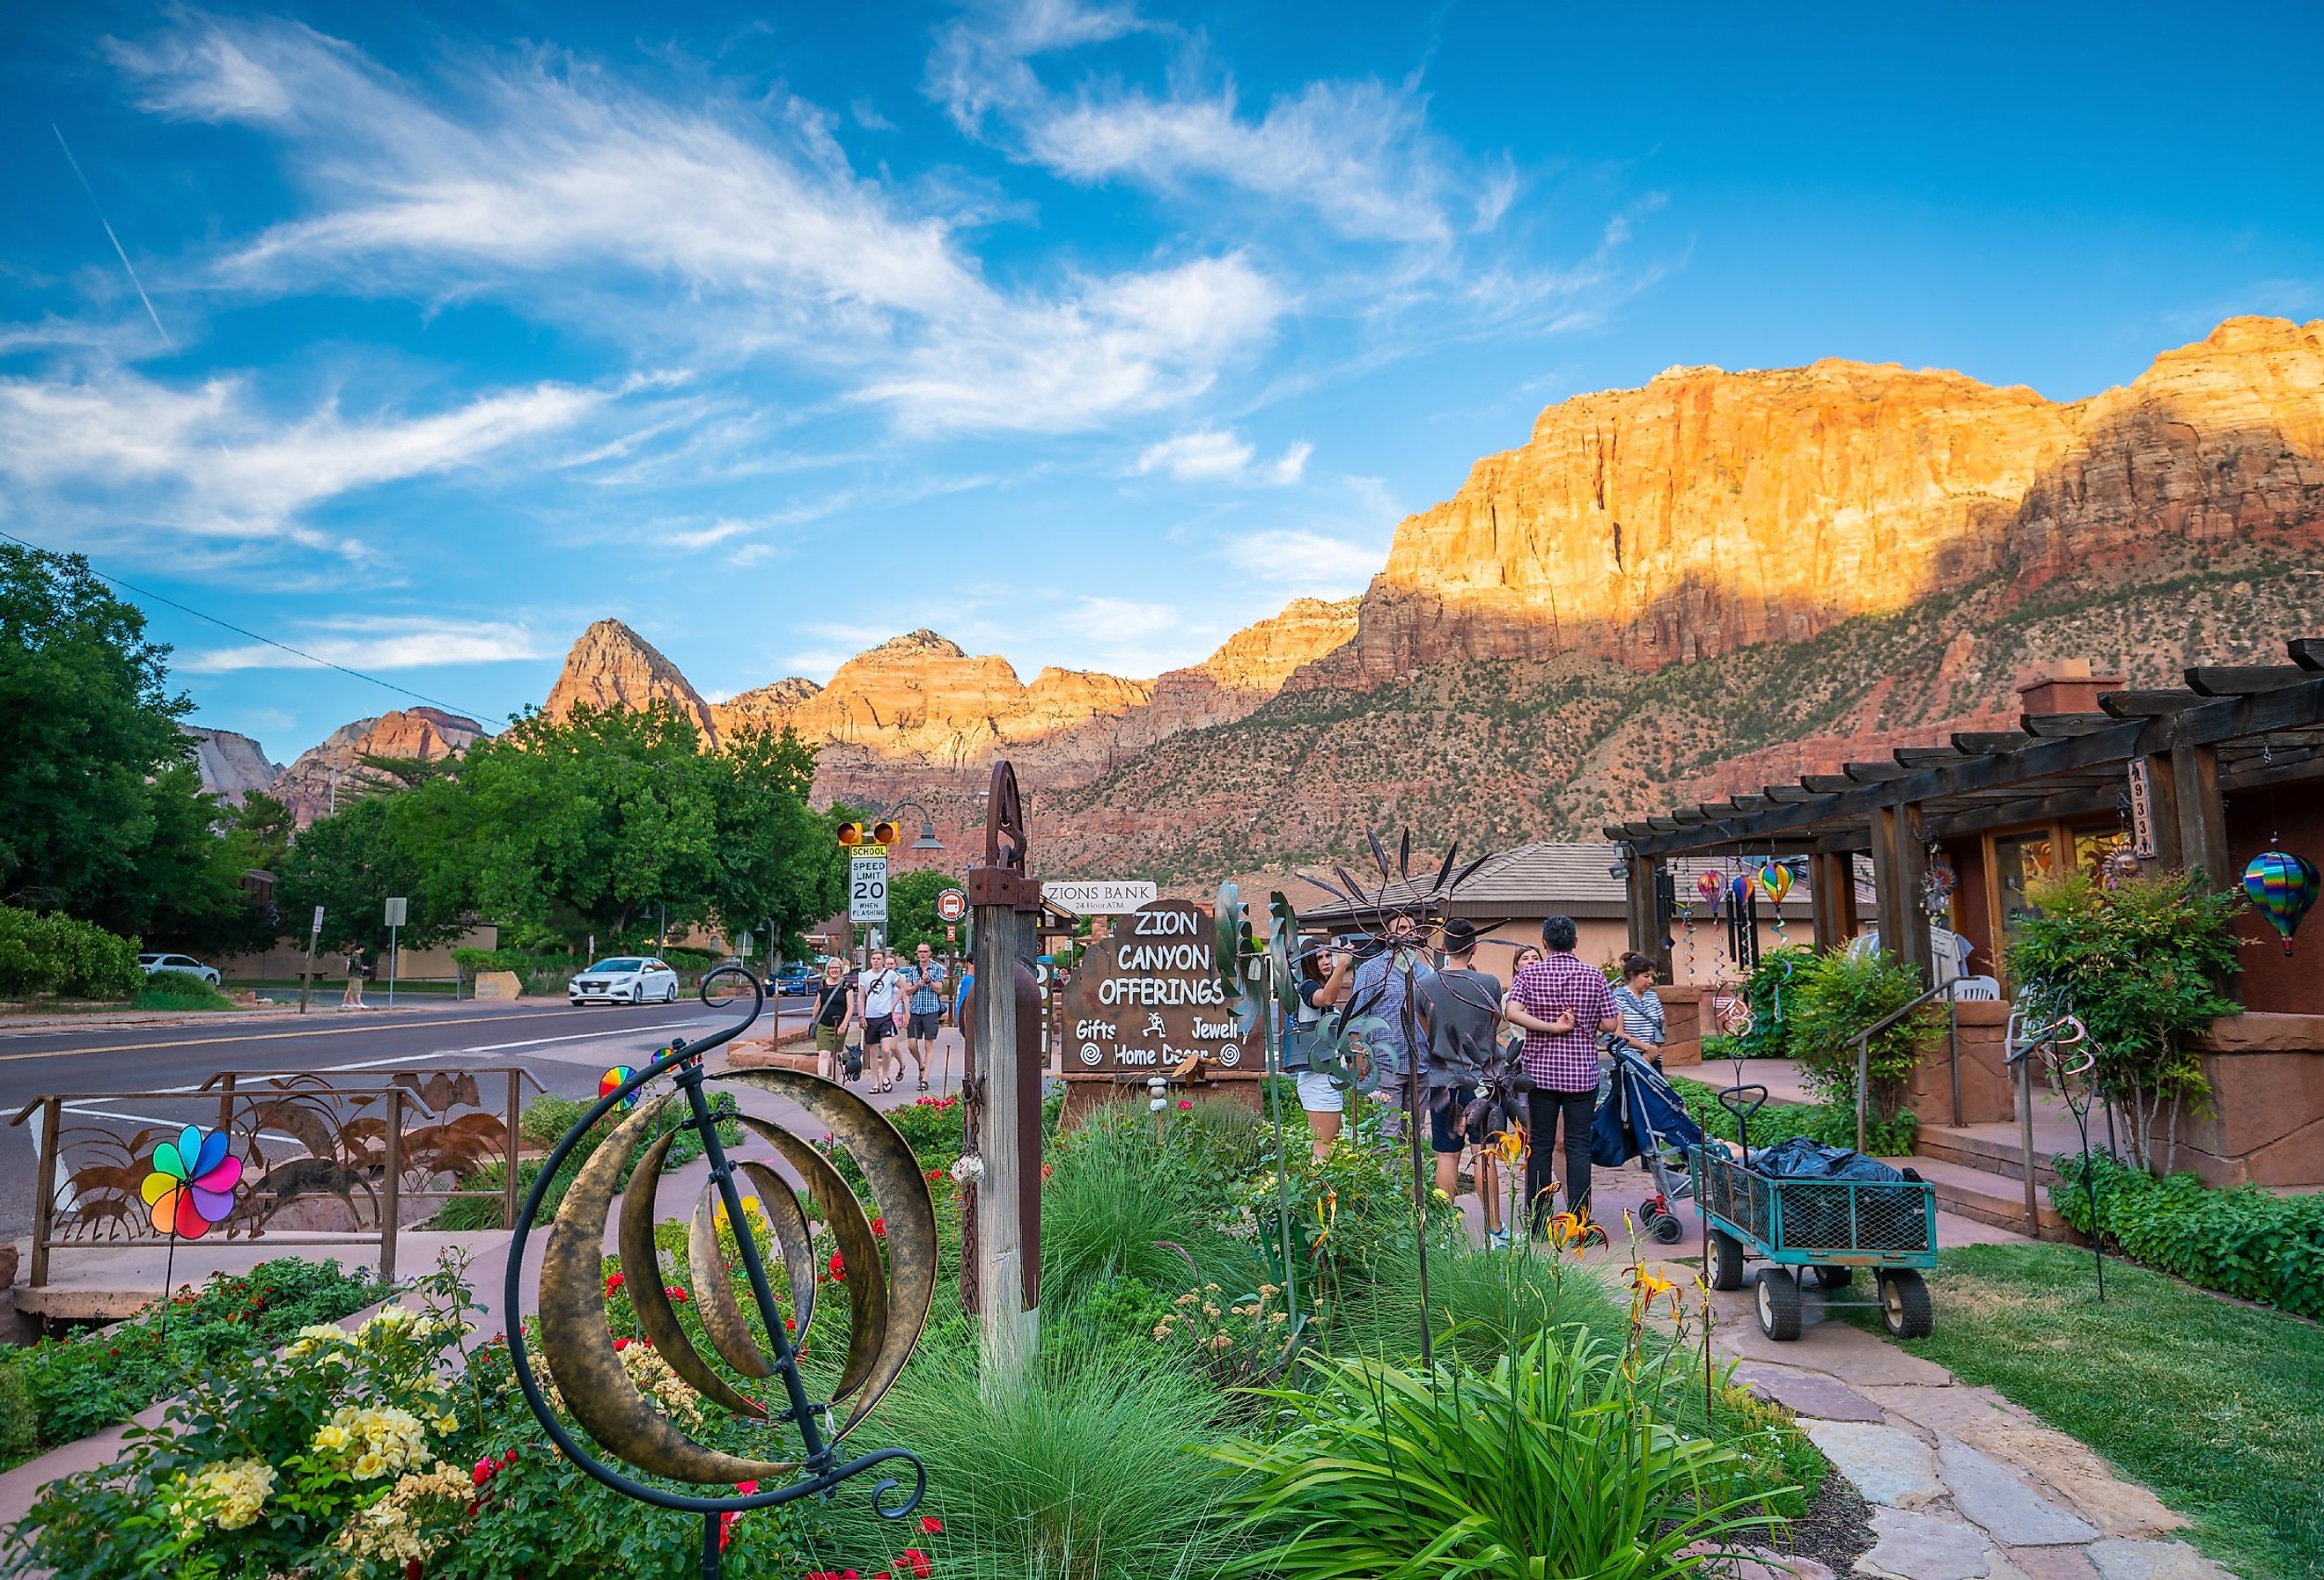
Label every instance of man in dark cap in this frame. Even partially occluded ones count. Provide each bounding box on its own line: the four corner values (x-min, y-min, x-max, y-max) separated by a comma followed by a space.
1416, 918, 1516, 1245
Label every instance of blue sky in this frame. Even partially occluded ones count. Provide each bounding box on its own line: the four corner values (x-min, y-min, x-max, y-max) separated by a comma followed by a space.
4, 2, 2320, 762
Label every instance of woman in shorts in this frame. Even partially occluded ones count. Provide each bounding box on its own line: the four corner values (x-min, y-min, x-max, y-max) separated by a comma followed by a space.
1284, 942, 1345, 1162
811, 958, 857, 1079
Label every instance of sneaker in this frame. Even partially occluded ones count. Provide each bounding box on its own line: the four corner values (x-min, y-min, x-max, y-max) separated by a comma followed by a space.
1487, 1230, 1511, 1251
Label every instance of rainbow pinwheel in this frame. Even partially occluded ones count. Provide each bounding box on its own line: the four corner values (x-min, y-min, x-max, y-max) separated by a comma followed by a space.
141, 1126, 241, 1240
601, 1064, 639, 1111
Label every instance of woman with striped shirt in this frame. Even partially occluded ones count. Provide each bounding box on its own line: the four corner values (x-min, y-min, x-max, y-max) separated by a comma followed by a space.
1608, 953, 1667, 1073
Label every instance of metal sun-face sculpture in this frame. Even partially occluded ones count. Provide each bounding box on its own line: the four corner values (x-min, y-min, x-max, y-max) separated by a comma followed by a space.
504, 968, 936, 1576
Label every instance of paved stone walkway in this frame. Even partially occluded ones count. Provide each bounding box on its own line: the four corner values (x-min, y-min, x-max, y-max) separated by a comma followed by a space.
1680, 1264, 2233, 1580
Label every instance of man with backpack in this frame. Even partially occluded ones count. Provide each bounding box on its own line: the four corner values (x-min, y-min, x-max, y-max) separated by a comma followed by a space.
859, 947, 905, 1092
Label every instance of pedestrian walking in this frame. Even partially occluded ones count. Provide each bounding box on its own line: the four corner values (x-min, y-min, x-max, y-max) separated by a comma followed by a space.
1318, 909, 1436, 1144
859, 948, 905, 1092
341, 945, 366, 1010
1506, 915, 1618, 1233
811, 958, 858, 1080
1415, 920, 1513, 1246
1283, 940, 1345, 1162
1609, 952, 1668, 1073
902, 942, 947, 1092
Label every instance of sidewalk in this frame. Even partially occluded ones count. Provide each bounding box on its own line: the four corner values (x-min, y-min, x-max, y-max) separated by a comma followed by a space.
1652, 1259, 2232, 1580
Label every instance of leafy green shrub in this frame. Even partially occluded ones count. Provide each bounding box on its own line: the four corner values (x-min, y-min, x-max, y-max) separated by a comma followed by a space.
1351, 1239, 1629, 1367
1214, 1324, 1781, 1577
2052, 1153, 2324, 1319
2008, 872, 2242, 1172
1671, 1076, 1918, 1157
1785, 948, 1944, 1121
132, 966, 232, 1010
0, 905, 141, 1000
517, 1093, 592, 1148
1730, 946, 1813, 1059
0, 1363, 37, 1467
1041, 1138, 1245, 1307
1, 1260, 387, 1463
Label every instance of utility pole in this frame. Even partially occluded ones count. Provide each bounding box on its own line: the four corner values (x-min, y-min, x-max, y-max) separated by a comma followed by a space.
298, 906, 324, 1015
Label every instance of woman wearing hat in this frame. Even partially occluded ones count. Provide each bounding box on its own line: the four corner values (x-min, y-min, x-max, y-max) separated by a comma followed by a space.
1283, 939, 1346, 1161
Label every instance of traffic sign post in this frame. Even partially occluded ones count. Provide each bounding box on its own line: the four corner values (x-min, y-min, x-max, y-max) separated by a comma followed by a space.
385, 897, 407, 1009
849, 849, 890, 929
298, 905, 325, 1015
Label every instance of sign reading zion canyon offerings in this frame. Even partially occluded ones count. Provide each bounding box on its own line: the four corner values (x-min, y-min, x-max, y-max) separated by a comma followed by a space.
1055, 900, 1258, 1081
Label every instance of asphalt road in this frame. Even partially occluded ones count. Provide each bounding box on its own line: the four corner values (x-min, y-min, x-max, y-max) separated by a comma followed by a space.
0, 996, 813, 1239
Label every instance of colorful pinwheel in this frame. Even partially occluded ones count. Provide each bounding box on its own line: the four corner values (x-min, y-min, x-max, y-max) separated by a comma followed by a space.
140, 1126, 241, 1240
601, 1065, 640, 1111
2242, 849, 2320, 954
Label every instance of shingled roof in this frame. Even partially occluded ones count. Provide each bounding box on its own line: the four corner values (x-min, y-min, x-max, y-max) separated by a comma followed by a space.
1293, 841, 1818, 926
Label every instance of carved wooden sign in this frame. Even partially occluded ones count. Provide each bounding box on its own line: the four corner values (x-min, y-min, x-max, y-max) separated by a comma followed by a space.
1055, 899, 1259, 1080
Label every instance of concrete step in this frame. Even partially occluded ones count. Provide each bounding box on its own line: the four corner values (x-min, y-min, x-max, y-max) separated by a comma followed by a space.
1885, 1154, 2084, 1243
1914, 1125, 2063, 1187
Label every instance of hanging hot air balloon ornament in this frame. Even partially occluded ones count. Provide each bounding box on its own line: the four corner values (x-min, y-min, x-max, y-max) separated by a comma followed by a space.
1757, 860, 1793, 946
2242, 849, 2320, 955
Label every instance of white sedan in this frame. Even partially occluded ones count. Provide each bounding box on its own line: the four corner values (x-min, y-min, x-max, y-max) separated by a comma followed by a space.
137, 952, 221, 986
567, 957, 680, 1006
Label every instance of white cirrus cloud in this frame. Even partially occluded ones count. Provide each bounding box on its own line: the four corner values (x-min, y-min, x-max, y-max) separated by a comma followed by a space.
1134, 426, 1308, 485
0, 364, 607, 550
179, 616, 551, 672
104, 11, 1285, 436
1054, 594, 1180, 643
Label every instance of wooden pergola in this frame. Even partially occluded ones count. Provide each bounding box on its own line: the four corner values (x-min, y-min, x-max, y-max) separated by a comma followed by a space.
1604, 638, 2324, 987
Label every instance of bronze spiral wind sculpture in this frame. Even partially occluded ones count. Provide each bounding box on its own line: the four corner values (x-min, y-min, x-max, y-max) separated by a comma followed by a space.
503, 966, 936, 1579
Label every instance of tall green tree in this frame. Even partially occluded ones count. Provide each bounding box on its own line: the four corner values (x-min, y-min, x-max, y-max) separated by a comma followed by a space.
881, 866, 966, 959
275, 782, 474, 955
456, 702, 718, 952
702, 725, 848, 963
0, 544, 243, 937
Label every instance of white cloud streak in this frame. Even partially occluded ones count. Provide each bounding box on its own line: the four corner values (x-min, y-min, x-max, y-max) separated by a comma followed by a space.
1134, 425, 1307, 485
1219, 527, 1388, 594
105, 11, 1285, 435
179, 616, 551, 672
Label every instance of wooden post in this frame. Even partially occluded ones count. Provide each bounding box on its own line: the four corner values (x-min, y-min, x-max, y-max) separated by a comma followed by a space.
379, 1088, 402, 1283
1809, 853, 1842, 953
1894, 804, 1934, 986
1870, 806, 1905, 966
1624, 854, 1653, 962
30, 1096, 60, 1289
504, 1069, 522, 1231
1651, 862, 1675, 983
2139, 753, 2183, 870
2172, 743, 2229, 888
967, 761, 1040, 1397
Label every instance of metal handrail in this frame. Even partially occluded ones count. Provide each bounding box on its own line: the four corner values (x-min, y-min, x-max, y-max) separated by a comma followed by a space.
1851, 976, 1976, 1154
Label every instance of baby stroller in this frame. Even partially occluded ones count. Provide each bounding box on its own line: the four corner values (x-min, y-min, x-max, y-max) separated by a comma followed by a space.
1592, 1044, 1705, 1244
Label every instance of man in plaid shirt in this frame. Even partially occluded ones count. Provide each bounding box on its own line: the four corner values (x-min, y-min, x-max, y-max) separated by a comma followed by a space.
1507, 915, 1620, 1233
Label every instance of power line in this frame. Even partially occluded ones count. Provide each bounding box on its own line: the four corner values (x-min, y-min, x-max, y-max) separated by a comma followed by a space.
0, 529, 493, 722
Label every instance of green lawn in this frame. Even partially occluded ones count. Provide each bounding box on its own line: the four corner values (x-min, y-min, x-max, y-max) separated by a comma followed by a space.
1849, 1242, 2322, 1580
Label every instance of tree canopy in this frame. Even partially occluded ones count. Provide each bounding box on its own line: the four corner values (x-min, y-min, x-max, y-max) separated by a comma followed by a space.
0, 545, 254, 944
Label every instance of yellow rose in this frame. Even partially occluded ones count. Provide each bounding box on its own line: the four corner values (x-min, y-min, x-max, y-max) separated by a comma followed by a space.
313, 1424, 351, 1452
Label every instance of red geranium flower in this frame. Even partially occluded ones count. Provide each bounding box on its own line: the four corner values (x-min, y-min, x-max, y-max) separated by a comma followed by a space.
613, 1337, 629, 1352
1176, 1099, 1192, 1110
665, 1285, 689, 1303
827, 1251, 846, 1282
735, 1480, 759, 1495
919, 1515, 945, 1534
604, 1272, 625, 1293
899, 1547, 932, 1577
472, 1459, 497, 1488
871, 1216, 886, 1237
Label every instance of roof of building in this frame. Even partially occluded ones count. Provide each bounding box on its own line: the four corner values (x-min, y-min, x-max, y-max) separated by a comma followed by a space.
1294, 841, 1817, 926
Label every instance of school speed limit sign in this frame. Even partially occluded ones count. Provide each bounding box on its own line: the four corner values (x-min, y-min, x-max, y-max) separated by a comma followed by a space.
849, 854, 889, 923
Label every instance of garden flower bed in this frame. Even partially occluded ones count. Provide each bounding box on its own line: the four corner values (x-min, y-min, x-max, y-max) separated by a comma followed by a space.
0, 1259, 389, 1471
8, 1093, 1840, 1578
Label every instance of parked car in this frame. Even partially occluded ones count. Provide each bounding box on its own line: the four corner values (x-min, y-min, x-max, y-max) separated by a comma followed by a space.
567, 958, 680, 1006
137, 952, 220, 987
771, 962, 814, 996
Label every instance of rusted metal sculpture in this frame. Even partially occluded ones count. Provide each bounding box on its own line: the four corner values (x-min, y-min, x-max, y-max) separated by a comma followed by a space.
504, 967, 935, 1579
1298, 830, 1490, 1368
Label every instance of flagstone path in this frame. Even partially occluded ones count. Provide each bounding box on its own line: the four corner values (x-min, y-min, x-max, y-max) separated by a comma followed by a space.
1680, 1264, 2234, 1580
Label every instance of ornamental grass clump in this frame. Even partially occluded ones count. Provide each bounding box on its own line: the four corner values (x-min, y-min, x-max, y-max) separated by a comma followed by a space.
1214, 1322, 1783, 1579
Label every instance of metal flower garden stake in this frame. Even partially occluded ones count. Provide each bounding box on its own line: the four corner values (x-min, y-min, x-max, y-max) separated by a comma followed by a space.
1298, 829, 1489, 1371
504, 967, 937, 1580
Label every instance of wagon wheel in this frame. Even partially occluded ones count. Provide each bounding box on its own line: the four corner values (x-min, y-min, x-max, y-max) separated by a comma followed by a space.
1754, 1267, 1802, 1341
1879, 1269, 1933, 1339
1708, 1230, 1746, 1291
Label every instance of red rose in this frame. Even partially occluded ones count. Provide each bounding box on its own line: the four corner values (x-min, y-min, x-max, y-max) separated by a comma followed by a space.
502, 1449, 518, 1466
871, 1216, 886, 1237
613, 1337, 629, 1352
828, 1252, 846, 1282
1177, 1099, 1192, 1110
900, 1547, 932, 1577
473, 1459, 497, 1487
919, 1515, 945, 1534
605, 1272, 625, 1293
665, 1285, 689, 1303
735, 1480, 759, 1495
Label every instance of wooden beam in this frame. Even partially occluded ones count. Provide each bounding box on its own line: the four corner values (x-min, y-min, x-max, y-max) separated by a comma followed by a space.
2140, 752, 2182, 869
1647, 817, 1681, 832
1894, 746, 1968, 768
1894, 805, 1933, 986
1671, 808, 1710, 825
2099, 689, 2204, 718
1844, 762, 1916, 783
1923, 785, 2120, 841
1620, 674, 2324, 860
1800, 775, 1857, 793
2291, 636, 2324, 672
1761, 786, 1820, 804
2021, 713, 2117, 737
1727, 795, 1772, 813
1951, 731, 2034, 754
2186, 665, 2315, 697
1871, 805, 1906, 975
